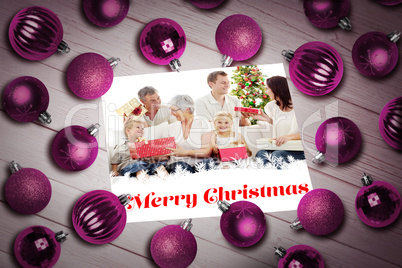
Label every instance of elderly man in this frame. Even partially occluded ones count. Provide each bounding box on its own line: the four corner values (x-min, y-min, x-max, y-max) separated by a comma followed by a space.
195, 71, 250, 126
137, 86, 177, 126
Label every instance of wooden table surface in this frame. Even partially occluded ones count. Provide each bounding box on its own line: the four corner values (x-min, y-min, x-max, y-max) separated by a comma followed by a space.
1, 0, 401, 267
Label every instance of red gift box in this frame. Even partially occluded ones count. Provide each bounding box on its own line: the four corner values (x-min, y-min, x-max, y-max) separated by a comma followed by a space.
129, 137, 176, 159
234, 107, 261, 114
218, 146, 248, 162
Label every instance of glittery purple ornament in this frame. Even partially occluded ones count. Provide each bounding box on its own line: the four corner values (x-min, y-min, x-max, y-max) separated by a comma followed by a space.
215, 14, 262, 67
218, 200, 266, 247
83, 0, 129, 27
291, 188, 344, 236
275, 245, 325, 268
379, 97, 402, 150
375, 0, 402, 5
150, 219, 197, 268
352, 30, 400, 78
313, 117, 362, 164
5, 161, 51, 214
66, 53, 119, 99
14, 225, 67, 268
51, 124, 99, 171
189, 0, 225, 9
3, 76, 51, 123
9, 6, 70, 61
283, 41, 343, 96
72, 190, 128, 244
140, 18, 186, 71
356, 173, 401, 228
304, 0, 351, 30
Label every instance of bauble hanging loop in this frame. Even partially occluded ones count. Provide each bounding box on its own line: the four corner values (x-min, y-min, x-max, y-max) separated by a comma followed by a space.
83, 0, 130, 27
303, 0, 351, 30
274, 245, 325, 268
378, 97, 402, 150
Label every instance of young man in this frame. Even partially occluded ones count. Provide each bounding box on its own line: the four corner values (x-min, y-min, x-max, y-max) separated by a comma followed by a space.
195, 71, 250, 126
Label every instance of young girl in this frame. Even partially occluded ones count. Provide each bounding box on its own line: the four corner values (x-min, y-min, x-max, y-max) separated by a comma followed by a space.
111, 119, 168, 178
202, 111, 251, 167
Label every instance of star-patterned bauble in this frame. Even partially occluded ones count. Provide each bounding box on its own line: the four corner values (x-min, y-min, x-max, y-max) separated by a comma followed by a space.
218, 200, 266, 247
291, 188, 344, 236
355, 173, 401, 228
283, 41, 343, 96
14, 225, 68, 268
3, 76, 51, 123
5, 161, 51, 214
274, 245, 325, 268
375, 0, 402, 5
215, 14, 262, 67
140, 18, 186, 71
150, 219, 197, 268
83, 0, 129, 27
67, 53, 119, 99
9, 6, 70, 61
313, 117, 362, 164
189, 0, 225, 9
72, 190, 129, 244
352, 30, 400, 78
304, 0, 351, 30
379, 97, 402, 150
51, 124, 99, 171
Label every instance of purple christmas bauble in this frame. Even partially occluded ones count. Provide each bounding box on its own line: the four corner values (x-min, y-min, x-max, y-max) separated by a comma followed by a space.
14, 226, 61, 268
215, 14, 262, 65
5, 163, 51, 214
150, 221, 197, 268
352, 31, 398, 78
83, 0, 129, 27
356, 178, 401, 228
189, 0, 225, 9
52, 125, 99, 171
375, 0, 402, 5
304, 0, 350, 29
219, 200, 266, 247
287, 41, 343, 96
9, 6, 68, 61
378, 97, 402, 150
276, 245, 325, 268
140, 18, 186, 71
3, 76, 51, 123
297, 189, 344, 235
314, 117, 362, 164
67, 53, 116, 99
72, 190, 127, 244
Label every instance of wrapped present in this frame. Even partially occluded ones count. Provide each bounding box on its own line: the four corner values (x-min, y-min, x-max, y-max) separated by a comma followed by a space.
116, 97, 147, 119
234, 107, 261, 114
218, 145, 248, 162
129, 137, 176, 159
256, 138, 304, 151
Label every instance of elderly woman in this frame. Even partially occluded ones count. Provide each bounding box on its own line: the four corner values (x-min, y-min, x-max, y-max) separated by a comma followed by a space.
165, 94, 216, 173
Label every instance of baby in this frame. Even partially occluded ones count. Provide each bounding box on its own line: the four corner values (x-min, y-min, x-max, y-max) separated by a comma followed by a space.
111, 119, 168, 178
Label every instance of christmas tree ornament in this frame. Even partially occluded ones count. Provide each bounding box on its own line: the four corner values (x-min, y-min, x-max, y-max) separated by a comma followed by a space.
150, 219, 197, 268
14, 225, 68, 268
313, 117, 362, 164
291, 188, 344, 235
215, 14, 262, 67
9, 6, 70, 61
3, 76, 51, 123
304, 0, 351, 30
282, 41, 343, 96
218, 200, 266, 247
5, 161, 52, 214
355, 173, 401, 228
375, 0, 402, 5
140, 18, 186, 71
379, 97, 402, 150
352, 30, 400, 78
190, 0, 225, 9
72, 190, 129, 244
52, 124, 100, 171
274, 245, 325, 268
83, 0, 129, 27
67, 52, 119, 99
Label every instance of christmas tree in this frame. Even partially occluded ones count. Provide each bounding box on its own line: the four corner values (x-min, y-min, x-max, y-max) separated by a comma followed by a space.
230, 65, 270, 124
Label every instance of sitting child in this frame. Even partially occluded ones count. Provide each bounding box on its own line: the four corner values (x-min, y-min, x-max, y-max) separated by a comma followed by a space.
111, 119, 168, 178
